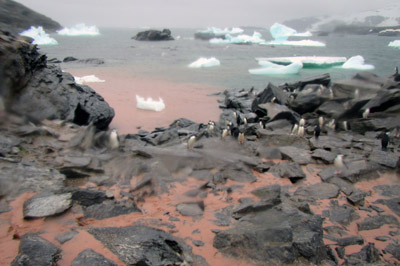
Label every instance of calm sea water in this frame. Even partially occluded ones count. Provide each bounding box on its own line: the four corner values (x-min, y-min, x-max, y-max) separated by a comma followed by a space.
40, 27, 400, 90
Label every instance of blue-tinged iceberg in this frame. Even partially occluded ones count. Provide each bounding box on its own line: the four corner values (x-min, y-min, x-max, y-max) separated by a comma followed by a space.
249, 61, 303, 75
19, 26, 58, 45
256, 56, 347, 68
388, 40, 400, 49
267, 23, 324, 47
57, 23, 100, 36
341, 55, 375, 70
269, 23, 312, 41
188, 57, 220, 68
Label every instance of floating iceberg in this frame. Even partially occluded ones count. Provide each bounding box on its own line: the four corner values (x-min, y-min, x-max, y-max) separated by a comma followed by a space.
74, 75, 105, 85
136, 95, 165, 112
269, 23, 313, 41
270, 23, 297, 41
188, 57, 220, 68
210, 31, 265, 45
256, 56, 347, 68
263, 40, 325, 47
341, 55, 375, 70
201, 27, 244, 35
388, 40, 400, 49
20, 26, 58, 45
249, 61, 303, 75
57, 23, 100, 36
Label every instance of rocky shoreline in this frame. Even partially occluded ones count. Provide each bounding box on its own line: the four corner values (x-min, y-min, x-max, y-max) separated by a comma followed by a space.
0, 30, 400, 266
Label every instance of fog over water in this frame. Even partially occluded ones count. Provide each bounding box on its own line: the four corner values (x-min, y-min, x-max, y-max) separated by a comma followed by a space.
14, 0, 400, 28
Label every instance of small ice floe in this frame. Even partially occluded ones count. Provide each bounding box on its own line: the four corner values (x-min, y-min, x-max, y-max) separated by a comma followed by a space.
198, 27, 244, 36
188, 57, 220, 68
341, 55, 375, 70
20, 26, 58, 45
256, 56, 347, 68
249, 61, 303, 75
57, 23, 100, 36
74, 75, 105, 85
388, 40, 400, 49
136, 95, 165, 112
263, 40, 325, 47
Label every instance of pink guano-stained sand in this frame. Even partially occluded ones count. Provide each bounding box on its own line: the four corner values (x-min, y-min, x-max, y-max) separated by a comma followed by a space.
65, 67, 224, 134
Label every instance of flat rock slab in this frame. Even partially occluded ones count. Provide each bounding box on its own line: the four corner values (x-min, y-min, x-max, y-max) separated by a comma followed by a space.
309, 136, 351, 150
294, 183, 340, 200
312, 149, 336, 164
71, 249, 117, 266
12, 234, 61, 266
357, 215, 399, 231
23, 193, 72, 219
88, 225, 196, 266
251, 184, 281, 200
368, 150, 399, 168
270, 162, 306, 182
328, 201, 360, 226
84, 200, 141, 220
176, 202, 204, 217
279, 146, 311, 165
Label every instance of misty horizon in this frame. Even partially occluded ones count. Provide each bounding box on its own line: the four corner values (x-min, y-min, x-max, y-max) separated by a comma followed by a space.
14, 0, 400, 29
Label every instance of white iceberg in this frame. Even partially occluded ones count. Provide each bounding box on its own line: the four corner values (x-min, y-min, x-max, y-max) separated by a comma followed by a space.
201, 27, 244, 35
188, 57, 220, 68
293, 31, 313, 37
256, 56, 347, 68
57, 23, 100, 36
20, 26, 58, 45
74, 75, 105, 85
210, 31, 265, 45
263, 39, 325, 47
388, 40, 400, 49
341, 55, 375, 70
249, 61, 303, 75
136, 95, 165, 112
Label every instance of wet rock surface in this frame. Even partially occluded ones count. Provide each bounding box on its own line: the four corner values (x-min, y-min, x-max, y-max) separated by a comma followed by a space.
1, 32, 400, 265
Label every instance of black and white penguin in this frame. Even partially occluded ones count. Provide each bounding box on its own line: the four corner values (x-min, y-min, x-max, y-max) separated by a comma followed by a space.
298, 125, 305, 137
362, 108, 370, 119
238, 132, 245, 144
314, 124, 321, 139
334, 154, 346, 174
221, 128, 228, 140
291, 124, 299, 135
381, 131, 390, 151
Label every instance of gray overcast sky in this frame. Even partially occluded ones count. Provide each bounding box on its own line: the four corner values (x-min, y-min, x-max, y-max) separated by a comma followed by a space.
15, 0, 399, 28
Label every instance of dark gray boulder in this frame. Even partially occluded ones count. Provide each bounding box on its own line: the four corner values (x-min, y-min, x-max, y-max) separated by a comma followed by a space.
0, 31, 114, 130
176, 201, 204, 217
213, 205, 326, 265
257, 103, 300, 123
385, 243, 400, 260
294, 183, 340, 200
71, 249, 117, 266
279, 146, 312, 165
12, 234, 61, 266
132, 29, 174, 41
88, 225, 201, 265
282, 73, 331, 91
251, 83, 289, 116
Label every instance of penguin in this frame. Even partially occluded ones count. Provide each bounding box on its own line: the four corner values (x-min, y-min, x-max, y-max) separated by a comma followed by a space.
298, 125, 305, 137
291, 124, 299, 135
243, 117, 248, 126
318, 116, 324, 128
329, 88, 334, 100
187, 135, 196, 150
259, 121, 264, 129
230, 126, 240, 138
354, 89, 359, 100
207, 121, 215, 133
221, 128, 228, 140
109, 129, 120, 149
342, 121, 348, 131
299, 118, 306, 127
314, 124, 321, 139
381, 131, 389, 151
334, 154, 346, 174
362, 108, 370, 119
327, 119, 336, 130
233, 111, 237, 121
271, 97, 276, 103
238, 132, 245, 144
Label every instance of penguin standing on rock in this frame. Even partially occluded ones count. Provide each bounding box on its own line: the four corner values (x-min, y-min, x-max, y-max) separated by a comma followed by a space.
314, 124, 321, 139
291, 124, 299, 135
187, 135, 196, 150
381, 131, 390, 151
334, 154, 346, 175
362, 108, 370, 119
